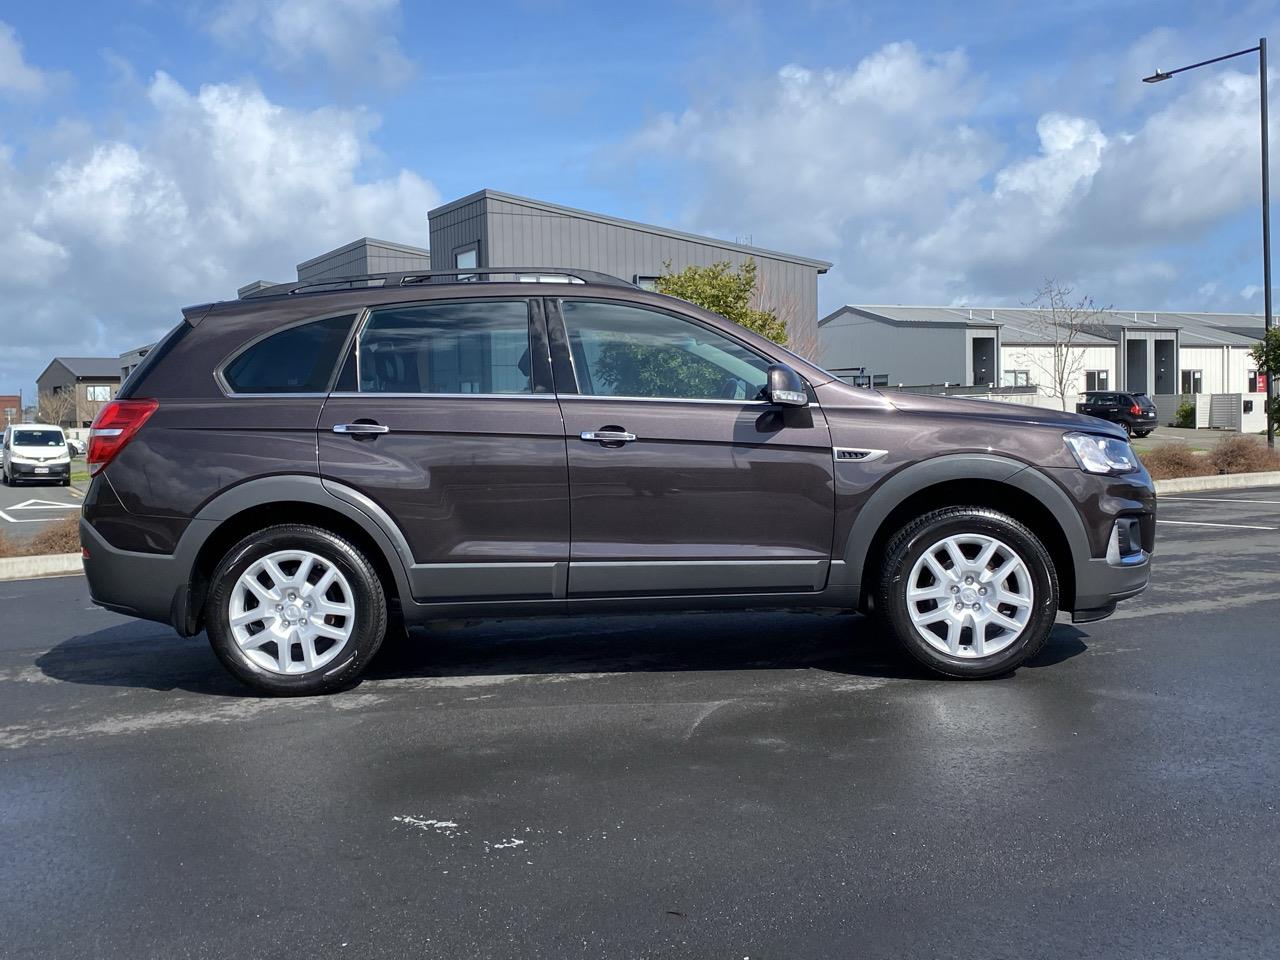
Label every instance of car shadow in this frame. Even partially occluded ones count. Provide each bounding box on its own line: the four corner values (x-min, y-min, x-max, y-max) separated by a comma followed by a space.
34, 611, 1091, 697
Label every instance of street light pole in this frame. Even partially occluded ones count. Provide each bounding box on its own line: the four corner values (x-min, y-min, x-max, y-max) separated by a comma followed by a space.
1144, 39, 1275, 449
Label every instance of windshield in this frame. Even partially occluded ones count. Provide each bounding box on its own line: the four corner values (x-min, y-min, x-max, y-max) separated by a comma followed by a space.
13, 430, 65, 447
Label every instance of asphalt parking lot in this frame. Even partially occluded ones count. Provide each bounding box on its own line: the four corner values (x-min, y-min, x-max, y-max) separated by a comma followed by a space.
0, 473, 81, 541
2, 488, 1278, 959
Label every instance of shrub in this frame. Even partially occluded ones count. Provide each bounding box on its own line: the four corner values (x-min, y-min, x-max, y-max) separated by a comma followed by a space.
0, 514, 81, 559
1174, 401, 1195, 429
1207, 435, 1280, 475
1138, 444, 1211, 481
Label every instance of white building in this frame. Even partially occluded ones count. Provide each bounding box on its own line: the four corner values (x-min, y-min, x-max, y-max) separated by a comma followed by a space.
818, 306, 1266, 419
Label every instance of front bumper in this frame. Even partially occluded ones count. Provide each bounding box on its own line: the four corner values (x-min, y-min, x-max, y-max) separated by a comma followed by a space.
1044, 466, 1156, 622
9, 460, 70, 479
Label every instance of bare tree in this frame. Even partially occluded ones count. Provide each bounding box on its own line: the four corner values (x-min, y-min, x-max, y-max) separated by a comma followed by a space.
36, 388, 75, 427
1011, 279, 1109, 411
753, 271, 818, 359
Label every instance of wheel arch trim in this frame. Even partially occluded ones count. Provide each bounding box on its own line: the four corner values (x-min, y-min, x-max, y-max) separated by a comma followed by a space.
841, 454, 1092, 602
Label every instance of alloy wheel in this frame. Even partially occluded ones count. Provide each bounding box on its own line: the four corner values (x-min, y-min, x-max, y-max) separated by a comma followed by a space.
904, 533, 1035, 659
227, 549, 356, 675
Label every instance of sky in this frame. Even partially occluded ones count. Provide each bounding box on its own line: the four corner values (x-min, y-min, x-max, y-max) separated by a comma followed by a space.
1, 0, 1278, 399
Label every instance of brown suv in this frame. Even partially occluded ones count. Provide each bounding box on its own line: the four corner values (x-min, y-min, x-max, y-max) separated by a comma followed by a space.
80, 268, 1155, 694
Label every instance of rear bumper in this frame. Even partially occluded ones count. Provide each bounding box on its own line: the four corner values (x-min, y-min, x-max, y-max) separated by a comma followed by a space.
80, 517, 191, 630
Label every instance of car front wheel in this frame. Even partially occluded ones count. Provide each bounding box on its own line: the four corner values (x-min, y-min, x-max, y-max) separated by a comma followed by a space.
878, 507, 1059, 679
205, 523, 388, 696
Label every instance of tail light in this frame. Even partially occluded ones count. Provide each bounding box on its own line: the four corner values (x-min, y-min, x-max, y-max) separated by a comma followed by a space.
1129, 403, 1142, 416
87, 399, 159, 476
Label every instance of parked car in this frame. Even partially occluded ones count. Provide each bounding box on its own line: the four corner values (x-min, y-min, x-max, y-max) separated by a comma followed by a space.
2, 423, 72, 486
66, 436, 87, 457
80, 267, 1156, 695
1075, 391, 1159, 437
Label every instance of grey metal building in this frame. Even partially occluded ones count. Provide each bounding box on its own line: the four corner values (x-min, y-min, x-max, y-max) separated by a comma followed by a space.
427, 189, 831, 350
296, 237, 431, 283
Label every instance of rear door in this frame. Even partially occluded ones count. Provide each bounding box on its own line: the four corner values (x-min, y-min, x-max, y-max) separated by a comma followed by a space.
317, 297, 570, 603
548, 298, 835, 597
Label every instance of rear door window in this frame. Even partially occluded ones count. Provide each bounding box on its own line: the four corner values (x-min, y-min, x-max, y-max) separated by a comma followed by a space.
222, 314, 357, 394
356, 300, 532, 395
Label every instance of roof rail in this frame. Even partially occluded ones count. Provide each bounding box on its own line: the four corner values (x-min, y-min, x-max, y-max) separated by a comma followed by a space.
243, 267, 636, 298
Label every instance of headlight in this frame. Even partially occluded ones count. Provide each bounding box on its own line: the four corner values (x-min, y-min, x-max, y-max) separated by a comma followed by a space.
1064, 432, 1139, 475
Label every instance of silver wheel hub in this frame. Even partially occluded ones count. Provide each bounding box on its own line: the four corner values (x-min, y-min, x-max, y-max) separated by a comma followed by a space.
905, 533, 1035, 659
228, 549, 356, 676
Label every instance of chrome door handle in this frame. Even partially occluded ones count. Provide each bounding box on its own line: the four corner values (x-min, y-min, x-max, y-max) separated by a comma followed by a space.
580, 430, 636, 443
333, 423, 390, 435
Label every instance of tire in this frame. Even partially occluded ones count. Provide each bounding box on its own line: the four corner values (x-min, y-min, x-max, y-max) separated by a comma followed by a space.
1134, 430, 1151, 439
205, 523, 388, 696
878, 507, 1059, 679
1121, 421, 1134, 438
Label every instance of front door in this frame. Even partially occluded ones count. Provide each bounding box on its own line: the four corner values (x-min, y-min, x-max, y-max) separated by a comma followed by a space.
318, 297, 570, 602
548, 298, 835, 597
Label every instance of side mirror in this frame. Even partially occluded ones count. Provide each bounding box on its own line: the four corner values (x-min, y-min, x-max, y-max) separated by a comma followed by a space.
767, 363, 809, 407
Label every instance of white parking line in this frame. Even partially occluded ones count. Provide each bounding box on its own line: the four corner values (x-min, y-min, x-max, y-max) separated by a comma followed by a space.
1162, 496, 1280, 505
1156, 519, 1277, 531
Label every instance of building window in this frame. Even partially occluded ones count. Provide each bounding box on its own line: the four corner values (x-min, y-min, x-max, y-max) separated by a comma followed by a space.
634, 275, 660, 292
872, 374, 889, 387
1249, 369, 1260, 393
1003, 370, 1031, 387
1180, 370, 1203, 394
454, 245, 478, 281
1085, 370, 1110, 391
86, 385, 112, 402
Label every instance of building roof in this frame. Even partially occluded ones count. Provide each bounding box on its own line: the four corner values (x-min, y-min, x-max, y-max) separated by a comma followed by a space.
296, 237, 432, 272
40, 357, 123, 380
822, 305, 1265, 349
429, 189, 833, 272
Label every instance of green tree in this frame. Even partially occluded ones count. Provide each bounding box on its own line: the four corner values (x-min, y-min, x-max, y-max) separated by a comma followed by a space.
1250, 326, 1280, 429
655, 258, 788, 345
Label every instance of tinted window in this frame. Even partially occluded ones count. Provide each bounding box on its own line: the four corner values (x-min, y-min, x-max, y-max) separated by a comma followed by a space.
358, 301, 531, 394
13, 430, 65, 446
560, 301, 770, 401
224, 314, 355, 394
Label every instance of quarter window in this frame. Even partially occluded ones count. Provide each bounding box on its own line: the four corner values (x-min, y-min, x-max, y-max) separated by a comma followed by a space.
357, 301, 532, 395
560, 301, 771, 401
223, 314, 356, 394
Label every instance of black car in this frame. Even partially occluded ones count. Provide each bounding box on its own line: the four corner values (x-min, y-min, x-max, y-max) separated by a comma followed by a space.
1076, 391, 1159, 437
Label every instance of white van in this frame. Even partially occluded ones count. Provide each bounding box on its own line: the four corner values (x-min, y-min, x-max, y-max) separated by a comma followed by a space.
1, 423, 72, 486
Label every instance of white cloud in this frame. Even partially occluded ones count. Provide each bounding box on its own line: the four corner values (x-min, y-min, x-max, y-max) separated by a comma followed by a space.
209, 0, 414, 88
0, 20, 51, 96
0, 72, 439, 394
617, 40, 1269, 312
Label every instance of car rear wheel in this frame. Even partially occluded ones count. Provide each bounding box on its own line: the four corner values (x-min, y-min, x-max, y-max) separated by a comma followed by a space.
205, 524, 388, 696
878, 507, 1058, 679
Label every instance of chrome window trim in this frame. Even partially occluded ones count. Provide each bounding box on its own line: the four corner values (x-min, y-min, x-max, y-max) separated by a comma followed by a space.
327, 391, 555, 400
558, 393, 822, 409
